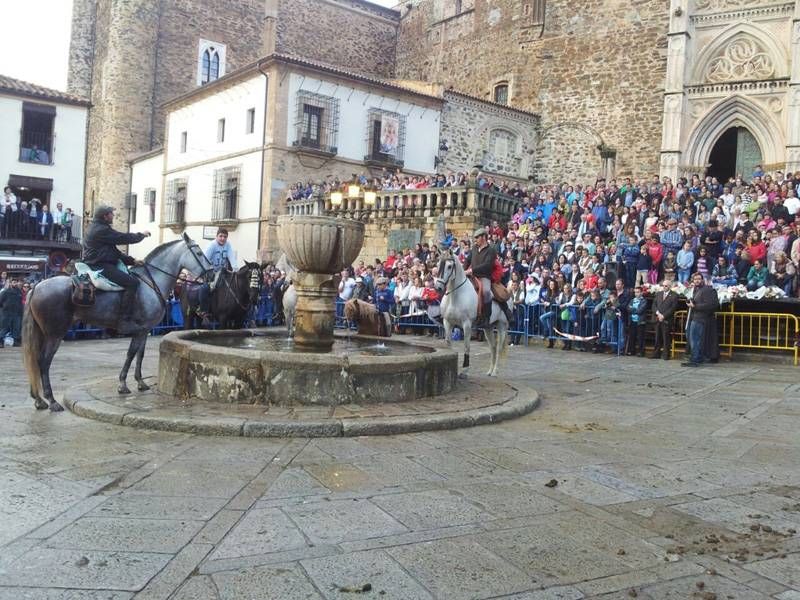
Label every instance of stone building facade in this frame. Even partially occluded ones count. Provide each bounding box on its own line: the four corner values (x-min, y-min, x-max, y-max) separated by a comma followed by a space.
70, 0, 800, 239
396, 0, 671, 182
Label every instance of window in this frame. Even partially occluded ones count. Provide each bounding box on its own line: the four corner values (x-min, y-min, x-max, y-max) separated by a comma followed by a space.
180, 131, 187, 153
246, 108, 256, 134
144, 188, 157, 223
19, 102, 55, 165
127, 192, 138, 225
197, 40, 226, 86
293, 91, 339, 154
484, 129, 522, 176
165, 179, 187, 225
493, 83, 509, 105
365, 108, 406, 167
217, 118, 225, 143
212, 166, 240, 221
302, 105, 322, 148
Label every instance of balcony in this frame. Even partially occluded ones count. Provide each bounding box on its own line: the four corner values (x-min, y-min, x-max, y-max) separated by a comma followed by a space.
286, 181, 520, 224
19, 132, 54, 165
0, 220, 81, 255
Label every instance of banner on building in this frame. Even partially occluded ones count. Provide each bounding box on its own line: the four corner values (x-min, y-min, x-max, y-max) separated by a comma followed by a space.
380, 114, 399, 156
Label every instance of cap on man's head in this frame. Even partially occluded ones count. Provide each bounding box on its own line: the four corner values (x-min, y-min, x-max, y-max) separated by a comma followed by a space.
473, 228, 487, 238
93, 205, 115, 220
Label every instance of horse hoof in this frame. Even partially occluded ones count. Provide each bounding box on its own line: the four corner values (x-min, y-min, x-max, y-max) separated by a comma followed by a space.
49, 401, 64, 412
118, 385, 131, 395
137, 382, 151, 392
34, 398, 49, 410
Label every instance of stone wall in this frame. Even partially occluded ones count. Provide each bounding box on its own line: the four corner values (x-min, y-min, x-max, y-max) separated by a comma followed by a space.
439, 91, 539, 181
275, 0, 400, 78
397, 0, 670, 182
69, 0, 265, 229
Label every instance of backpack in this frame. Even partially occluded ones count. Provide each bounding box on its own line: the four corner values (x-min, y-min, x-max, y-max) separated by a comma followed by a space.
71, 273, 96, 307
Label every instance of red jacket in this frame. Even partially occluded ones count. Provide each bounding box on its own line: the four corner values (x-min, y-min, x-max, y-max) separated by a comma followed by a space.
646, 241, 663, 266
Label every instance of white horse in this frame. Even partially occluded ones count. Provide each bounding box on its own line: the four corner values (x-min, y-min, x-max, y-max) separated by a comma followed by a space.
434, 250, 508, 377
283, 283, 296, 337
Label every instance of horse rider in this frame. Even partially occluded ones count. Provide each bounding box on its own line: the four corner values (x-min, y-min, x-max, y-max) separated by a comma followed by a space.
82, 205, 151, 316
464, 227, 500, 327
198, 227, 236, 321
373, 276, 395, 336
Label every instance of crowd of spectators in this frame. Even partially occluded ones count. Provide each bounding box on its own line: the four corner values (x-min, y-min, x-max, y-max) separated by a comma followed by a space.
321, 165, 800, 356
0, 272, 31, 347
2, 185, 76, 242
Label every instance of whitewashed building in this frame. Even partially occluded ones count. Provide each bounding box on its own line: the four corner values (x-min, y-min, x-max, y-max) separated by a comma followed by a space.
129, 54, 443, 261
0, 74, 89, 275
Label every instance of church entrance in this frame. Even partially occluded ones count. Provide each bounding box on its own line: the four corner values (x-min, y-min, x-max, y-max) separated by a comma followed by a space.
707, 127, 762, 182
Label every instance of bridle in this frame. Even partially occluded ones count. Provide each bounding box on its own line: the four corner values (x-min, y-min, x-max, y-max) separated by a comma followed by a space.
435, 257, 468, 296
137, 238, 212, 307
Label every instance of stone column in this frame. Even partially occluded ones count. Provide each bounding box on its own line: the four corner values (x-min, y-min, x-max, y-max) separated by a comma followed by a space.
786, 10, 800, 173
660, 0, 690, 182
293, 272, 338, 351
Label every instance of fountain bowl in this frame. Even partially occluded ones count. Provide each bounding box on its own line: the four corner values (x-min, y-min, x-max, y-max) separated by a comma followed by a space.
276, 215, 364, 274
158, 329, 459, 406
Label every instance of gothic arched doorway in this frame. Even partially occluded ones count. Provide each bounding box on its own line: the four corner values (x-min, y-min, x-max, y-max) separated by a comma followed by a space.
707, 126, 763, 182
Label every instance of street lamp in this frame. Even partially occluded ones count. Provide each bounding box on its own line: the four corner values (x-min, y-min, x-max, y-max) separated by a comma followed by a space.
330, 190, 343, 206
364, 188, 377, 206
347, 181, 361, 199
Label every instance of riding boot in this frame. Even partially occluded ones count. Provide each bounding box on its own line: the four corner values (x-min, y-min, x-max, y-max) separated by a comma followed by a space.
501, 303, 513, 324
121, 287, 138, 321
478, 301, 492, 328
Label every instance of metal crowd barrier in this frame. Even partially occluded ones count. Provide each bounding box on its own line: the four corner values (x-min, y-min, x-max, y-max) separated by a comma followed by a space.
671, 309, 799, 365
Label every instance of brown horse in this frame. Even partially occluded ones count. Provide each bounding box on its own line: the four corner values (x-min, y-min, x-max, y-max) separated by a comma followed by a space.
344, 299, 391, 337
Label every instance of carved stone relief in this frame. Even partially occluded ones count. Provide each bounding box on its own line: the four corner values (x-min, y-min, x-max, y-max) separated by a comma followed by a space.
694, 0, 764, 13
705, 38, 775, 82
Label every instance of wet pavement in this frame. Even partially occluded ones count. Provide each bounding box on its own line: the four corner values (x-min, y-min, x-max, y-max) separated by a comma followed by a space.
1, 336, 800, 599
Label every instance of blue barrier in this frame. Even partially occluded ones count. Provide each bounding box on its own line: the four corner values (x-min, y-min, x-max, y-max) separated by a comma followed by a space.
63, 297, 626, 356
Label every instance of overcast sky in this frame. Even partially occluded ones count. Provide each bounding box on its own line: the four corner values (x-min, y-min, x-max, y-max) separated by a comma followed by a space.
1, 0, 399, 91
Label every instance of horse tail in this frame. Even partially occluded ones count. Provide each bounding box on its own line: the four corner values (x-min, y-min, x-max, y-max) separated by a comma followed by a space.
22, 293, 44, 400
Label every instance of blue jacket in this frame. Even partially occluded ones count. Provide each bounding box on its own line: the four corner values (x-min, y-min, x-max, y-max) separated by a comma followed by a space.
628, 296, 648, 324
622, 243, 640, 264
374, 288, 395, 313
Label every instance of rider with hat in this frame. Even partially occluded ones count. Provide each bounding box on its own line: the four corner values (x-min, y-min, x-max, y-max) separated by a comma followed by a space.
83, 205, 151, 316
465, 227, 502, 327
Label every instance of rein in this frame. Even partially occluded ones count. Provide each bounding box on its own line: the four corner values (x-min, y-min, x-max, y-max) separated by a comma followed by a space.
436, 259, 469, 297
134, 239, 212, 308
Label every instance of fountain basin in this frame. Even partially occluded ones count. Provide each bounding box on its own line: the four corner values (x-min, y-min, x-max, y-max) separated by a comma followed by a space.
158, 330, 458, 406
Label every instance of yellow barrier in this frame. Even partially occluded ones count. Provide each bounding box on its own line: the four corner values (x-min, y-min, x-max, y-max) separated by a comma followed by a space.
671, 309, 799, 365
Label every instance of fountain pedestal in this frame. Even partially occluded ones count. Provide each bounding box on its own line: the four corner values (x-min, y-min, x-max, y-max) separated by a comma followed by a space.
293, 272, 338, 351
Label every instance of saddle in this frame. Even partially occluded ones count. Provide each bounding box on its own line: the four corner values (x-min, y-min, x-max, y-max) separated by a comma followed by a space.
468, 276, 511, 318
74, 260, 128, 292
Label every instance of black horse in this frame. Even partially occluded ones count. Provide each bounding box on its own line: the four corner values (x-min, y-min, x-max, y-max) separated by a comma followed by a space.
179, 262, 262, 329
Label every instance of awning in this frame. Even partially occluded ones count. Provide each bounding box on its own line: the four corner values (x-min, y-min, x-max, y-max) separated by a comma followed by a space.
7, 174, 53, 191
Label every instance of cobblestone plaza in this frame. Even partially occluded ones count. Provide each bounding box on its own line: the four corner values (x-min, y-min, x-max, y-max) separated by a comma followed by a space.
2, 337, 800, 599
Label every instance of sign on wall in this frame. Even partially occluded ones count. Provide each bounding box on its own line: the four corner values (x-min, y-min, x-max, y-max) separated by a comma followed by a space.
380, 114, 400, 156
202, 226, 218, 240
388, 229, 422, 253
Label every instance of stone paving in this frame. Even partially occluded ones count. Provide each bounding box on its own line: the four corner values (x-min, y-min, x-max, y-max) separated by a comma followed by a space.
1, 336, 800, 599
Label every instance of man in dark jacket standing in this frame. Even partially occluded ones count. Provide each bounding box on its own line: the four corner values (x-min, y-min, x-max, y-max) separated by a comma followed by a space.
83, 206, 150, 315
682, 272, 719, 367
0, 279, 24, 346
651, 280, 679, 359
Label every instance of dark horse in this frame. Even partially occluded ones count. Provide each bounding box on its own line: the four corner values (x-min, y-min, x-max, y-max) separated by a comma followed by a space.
178, 262, 262, 329
22, 233, 213, 411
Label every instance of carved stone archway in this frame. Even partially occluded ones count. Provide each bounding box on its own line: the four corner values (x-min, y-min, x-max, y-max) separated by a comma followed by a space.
684, 94, 784, 172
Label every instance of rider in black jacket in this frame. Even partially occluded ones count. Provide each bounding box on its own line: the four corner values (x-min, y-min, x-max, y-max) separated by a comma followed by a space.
83, 206, 151, 314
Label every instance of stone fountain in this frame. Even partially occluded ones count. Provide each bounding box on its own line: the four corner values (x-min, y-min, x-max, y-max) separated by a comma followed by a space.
275, 215, 363, 351
64, 214, 541, 436
156, 215, 459, 406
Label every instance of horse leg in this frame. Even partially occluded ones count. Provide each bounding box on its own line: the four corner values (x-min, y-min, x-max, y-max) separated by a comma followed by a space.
485, 327, 497, 376
489, 320, 507, 377
462, 320, 472, 371
40, 336, 65, 411
133, 333, 150, 391
118, 336, 140, 394
443, 320, 453, 349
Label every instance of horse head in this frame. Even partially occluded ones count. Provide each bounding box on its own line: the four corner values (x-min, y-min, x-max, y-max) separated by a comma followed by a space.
178, 232, 214, 278
434, 249, 458, 294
